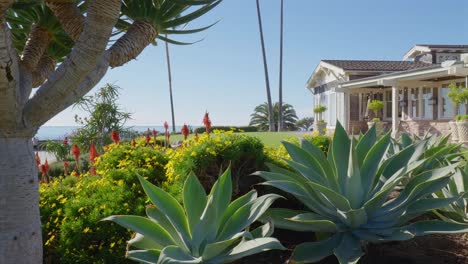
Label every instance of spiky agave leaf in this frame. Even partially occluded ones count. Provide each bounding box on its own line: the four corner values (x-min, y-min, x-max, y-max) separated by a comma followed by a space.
103, 168, 285, 263
256, 121, 468, 264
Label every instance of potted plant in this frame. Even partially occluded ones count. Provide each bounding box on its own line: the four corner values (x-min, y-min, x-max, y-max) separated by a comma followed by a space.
454, 84, 468, 143
367, 99, 385, 133
447, 84, 462, 142
313, 105, 327, 134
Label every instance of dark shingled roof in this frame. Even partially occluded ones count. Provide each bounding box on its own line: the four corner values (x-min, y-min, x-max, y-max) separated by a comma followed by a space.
322, 60, 433, 72
415, 44, 468, 49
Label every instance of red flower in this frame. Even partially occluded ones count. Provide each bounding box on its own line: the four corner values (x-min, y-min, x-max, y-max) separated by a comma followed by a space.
152, 129, 157, 138
40, 159, 50, 175
164, 121, 169, 131
111, 130, 120, 144
63, 137, 68, 146
89, 143, 99, 163
63, 161, 69, 168
203, 112, 212, 133
181, 124, 189, 140
35, 152, 41, 166
71, 144, 80, 160
146, 129, 151, 145
40, 164, 47, 175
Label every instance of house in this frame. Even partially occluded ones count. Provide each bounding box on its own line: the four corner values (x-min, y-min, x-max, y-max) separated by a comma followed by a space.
306, 44, 468, 136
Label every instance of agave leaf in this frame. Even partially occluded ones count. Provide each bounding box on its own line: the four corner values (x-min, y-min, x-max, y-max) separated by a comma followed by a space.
157, 245, 202, 264
331, 122, 350, 193
287, 213, 339, 232
250, 220, 274, 238
345, 141, 364, 209
355, 125, 377, 168
291, 233, 342, 263
333, 233, 363, 264
183, 172, 207, 233
128, 233, 164, 250
306, 181, 352, 212
286, 159, 328, 186
103, 215, 175, 247
218, 190, 257, 234
217, 194, 281, 241
402, 220, 468, 236
202, 233, 243, 260
401, 133, 413, 148
127, 249, 161, 264
260, 208, 320, 231
146, 207, 188, 249
300, 139, 338, 190
214, 238, 286, 263
138, 176, 191, 243
360, 133, 391, 196
337, 208, 367, 228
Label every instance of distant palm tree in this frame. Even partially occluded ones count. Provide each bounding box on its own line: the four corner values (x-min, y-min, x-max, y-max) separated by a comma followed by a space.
165, 34, 176, 133
296, 117, 314, 131
278, 0, 284, 132
255, 0, 275, 132
249, 102, 298, 131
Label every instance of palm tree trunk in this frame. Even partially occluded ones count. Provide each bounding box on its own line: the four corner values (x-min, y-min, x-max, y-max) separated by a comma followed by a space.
278, 0, 284, 132
165, 34, 176, 133
0, 138, 42, 263
256, 0, 275, 132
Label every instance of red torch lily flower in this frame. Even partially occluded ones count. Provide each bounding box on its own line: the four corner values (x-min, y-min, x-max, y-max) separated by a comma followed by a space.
35, 152, 41, 166
146, 129, 151, 145
111, 130, 120, 144
44, 159, 50, 173
152, 129, 158, 140
89, 143, 99, 163
203, 112, 212, 134
71, 144, 81, 172
181, 124, 189, 140
164, 121, 169, 131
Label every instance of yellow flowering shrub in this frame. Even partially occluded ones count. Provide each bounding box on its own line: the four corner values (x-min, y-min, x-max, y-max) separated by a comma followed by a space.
164, 130, 267, 199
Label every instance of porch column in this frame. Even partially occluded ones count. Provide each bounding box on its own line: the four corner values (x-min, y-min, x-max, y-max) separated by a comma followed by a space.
392, 85, 399, 136
343, 92, 350, 132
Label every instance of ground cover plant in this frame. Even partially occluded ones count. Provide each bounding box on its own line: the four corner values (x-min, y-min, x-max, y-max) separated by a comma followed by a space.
104, 168, 285, 263
255, 122, 468, 263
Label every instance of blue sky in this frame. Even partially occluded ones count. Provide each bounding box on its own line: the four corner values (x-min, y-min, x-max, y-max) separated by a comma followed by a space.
45, 0, 468, 127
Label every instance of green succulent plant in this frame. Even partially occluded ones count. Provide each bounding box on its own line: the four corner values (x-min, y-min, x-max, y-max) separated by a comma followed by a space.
433, 164, 468, 223
255, 122, 468, 264
104, 168, 285, 263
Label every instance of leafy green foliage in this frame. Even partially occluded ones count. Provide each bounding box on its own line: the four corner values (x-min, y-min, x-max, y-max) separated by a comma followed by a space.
104, 168, 285, 263
194, 126, 258, 134
255, 122, 468, 264
296, 117, 315, 131
72, 84, 131, 152
42, 140, 71, 162
249, 102, 299, 131
313, 105, 327, 114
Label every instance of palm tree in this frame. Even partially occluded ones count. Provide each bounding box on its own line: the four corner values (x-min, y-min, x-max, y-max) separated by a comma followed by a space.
0, 1, 222, 262
249, 102, 298, 131
278, 0, 284, 132
255, 0, 275, 132
296, 117, 315, 131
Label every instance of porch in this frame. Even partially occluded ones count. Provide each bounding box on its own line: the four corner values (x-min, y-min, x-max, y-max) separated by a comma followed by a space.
337, 62, 468, 136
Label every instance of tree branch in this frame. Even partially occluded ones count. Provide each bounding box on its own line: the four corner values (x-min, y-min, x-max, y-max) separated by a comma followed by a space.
0, 0, 12, 17
108, 20, 158, 68
0, 20, 20, 129
22, 0, 121, 128
21, 25, 51, 71
45, 1, 84, 42
31, 55, 55, 88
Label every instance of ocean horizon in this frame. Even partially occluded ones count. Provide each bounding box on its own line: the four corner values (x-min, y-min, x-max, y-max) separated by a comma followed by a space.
35, 125, 194, 140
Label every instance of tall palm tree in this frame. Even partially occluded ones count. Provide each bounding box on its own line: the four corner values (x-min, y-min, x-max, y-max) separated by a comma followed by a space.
255, 0, 275, 132
249, 102, 298, 131
278, 0, 284, 132
165, 34, 176, 133
0, 1, 222, 262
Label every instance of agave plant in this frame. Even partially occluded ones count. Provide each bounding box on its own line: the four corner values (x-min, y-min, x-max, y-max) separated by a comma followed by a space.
433, 164, 468, 223
255, 122, 468, 264
104, 168, 285, 263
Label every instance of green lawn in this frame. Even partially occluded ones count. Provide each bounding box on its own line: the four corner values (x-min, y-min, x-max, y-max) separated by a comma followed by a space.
160, 132, 304, 147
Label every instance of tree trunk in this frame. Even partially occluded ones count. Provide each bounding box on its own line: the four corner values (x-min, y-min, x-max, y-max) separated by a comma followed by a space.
165, 34, 176, 133
277, 0, 284, 132
256, 0, 275, 132
0, 137, 42, 263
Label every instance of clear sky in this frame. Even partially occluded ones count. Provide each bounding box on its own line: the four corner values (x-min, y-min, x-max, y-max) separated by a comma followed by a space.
45, 0, 468, 127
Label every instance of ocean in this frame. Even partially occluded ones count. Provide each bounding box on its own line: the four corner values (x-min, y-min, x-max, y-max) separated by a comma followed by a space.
35, 126, 188, 140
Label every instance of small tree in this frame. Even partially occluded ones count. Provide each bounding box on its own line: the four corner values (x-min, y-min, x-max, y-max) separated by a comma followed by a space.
448, 83, 468, 119
313, 105, 327, 122
296, 117, 314, 131
368, 100, 384, 122
72, 84, 131, 151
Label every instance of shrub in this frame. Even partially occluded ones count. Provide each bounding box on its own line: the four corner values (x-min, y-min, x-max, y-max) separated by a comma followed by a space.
313, 105, 327, 114
39, 154, 90, 179
256, 123, 468, 263
104, 169, 285, 263
194, 126, 258, 134
368, 100, 384, 121
40, 141, 168, 263
164, 130, 267, 199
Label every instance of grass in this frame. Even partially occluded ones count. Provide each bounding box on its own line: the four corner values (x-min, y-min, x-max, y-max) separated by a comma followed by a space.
158, 131, 304, 147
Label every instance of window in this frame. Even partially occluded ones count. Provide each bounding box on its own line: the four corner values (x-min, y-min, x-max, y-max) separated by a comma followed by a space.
440, 86, 454, 119
410, 88, 420, 119
384, 90, 392, 120
421, 87, 433, 119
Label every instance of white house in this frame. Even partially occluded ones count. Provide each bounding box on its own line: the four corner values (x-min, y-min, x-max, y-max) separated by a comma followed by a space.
306, 44, 468, 136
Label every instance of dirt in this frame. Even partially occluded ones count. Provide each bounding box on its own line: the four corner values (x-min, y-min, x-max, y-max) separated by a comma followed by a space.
234, 233, 468, 264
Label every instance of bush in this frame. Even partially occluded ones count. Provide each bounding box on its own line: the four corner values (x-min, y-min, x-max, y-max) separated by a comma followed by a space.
39, 154, 90, 179
164, 130, 266, 199
194, 126, 258, 134
40, 141, 168, 263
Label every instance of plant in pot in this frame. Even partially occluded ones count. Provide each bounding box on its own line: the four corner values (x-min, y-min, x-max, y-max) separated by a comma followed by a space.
313, 105, 327, 135
367, 100, 384, 133
447, 84, 463, 142
453, 84, 468, 144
